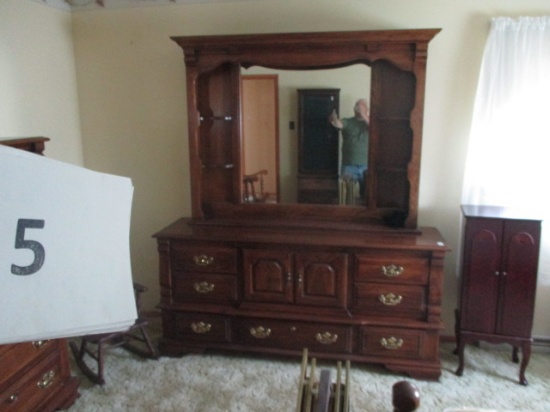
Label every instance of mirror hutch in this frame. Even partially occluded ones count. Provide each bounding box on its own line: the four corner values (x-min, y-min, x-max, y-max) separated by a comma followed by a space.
154, 29, 449, 380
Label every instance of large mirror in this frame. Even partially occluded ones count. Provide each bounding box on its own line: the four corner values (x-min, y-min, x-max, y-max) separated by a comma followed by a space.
241, 65, 371, 205
172, 29, 440, 228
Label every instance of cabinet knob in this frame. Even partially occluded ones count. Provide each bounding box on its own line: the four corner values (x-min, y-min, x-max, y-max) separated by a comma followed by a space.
250, 326, 271, 339
381, 264, 404, 277
380, 336, 404, 350
286, 272, 293, 282
8, 393, 19, 403
379, 293, 403, 306
315, 331, 339, 345
32, 340, 49, 349
194, 254, 214, 266
194, 281, 215, 293
191, 322, 212, 334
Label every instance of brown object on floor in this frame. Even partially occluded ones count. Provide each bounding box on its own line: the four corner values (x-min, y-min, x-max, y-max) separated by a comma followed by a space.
392, 381, 420, 412
69, 282, 158, 385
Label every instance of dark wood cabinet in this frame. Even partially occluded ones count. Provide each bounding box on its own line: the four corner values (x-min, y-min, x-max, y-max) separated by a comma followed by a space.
157, 29, 448, 381
0, 137, 80, 411
455, 205, 542, 385
297, 89, 340, 204
155, 219, 448, 380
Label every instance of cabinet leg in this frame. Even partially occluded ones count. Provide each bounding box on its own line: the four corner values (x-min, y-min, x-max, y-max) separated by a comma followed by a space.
512, 346, 519, 363
455, 335, 465, 377
453, 309, 460, 355
519, 342, 531, 386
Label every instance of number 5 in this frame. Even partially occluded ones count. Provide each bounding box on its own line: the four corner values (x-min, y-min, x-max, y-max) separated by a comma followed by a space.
11, 219, 46, 276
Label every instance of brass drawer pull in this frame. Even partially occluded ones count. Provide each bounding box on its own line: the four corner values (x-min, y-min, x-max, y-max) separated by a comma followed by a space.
315, 332, 338, 345
191, 322, 212, 334
381, 264, 404, 277
194, 254, 214, 266
380, 337, 404, 350
37, 370, 55, 389
32, 340, 49, 349
250, 326, 271, 339
194, 281, 215, 293
379, 293, 403, 306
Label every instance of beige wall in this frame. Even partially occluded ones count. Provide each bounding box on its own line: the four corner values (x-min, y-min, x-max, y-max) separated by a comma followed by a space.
7, 0, 550, 338
0, 0, 83, 164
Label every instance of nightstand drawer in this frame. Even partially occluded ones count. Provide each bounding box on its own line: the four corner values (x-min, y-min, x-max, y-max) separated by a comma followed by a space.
171, 243, 238, 274
355, 253, 429, 284
172, 272, 238, 304
165, 312, 231, 343
0, 349, 63, 412
353, 284, 427, 320
235, 319, 353, 353
0, 340, 55, 388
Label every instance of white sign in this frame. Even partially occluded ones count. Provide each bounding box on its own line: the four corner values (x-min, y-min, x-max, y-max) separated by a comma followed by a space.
0, 144, 137, 344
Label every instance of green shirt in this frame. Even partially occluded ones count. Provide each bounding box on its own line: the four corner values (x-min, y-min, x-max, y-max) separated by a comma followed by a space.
341, 117, 369, 166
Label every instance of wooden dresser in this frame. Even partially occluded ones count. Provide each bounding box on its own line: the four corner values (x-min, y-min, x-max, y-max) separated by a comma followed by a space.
156, 219, 448, 379
455, 205, 542, 385
157, 30, 448, 379
0, 137, 80, 411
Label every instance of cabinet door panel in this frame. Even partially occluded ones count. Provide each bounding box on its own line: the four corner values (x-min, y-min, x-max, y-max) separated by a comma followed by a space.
461, 219, 501, 333
497, 220, 540, 337
295, 252, 348, 308
243, 249, 293, 303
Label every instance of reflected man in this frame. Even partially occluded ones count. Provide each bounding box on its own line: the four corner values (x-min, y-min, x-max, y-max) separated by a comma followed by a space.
329, 98, 369, 197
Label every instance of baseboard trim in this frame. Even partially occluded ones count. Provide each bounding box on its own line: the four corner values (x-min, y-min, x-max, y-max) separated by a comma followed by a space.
440, 334, 550, 348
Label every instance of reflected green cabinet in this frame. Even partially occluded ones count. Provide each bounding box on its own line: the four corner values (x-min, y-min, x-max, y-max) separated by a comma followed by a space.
297, 89, 340, 204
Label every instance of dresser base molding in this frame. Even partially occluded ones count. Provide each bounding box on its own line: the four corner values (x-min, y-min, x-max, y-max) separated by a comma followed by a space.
158, 337, 442, 381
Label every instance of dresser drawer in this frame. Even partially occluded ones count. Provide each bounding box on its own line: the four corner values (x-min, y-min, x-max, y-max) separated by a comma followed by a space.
355, 253, 429, 284
164, 312, 231, 343
235, 319, 353, 353
0, 340, 55, 388
172, 272, 238, 304
0, 349, 63, 412
358, 327, 424, 359
353, 284, 427, 320
171, 243, 238, 274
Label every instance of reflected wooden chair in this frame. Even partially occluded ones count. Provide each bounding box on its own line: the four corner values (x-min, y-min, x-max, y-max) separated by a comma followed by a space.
243, 169, 269, 203
69, 282, 158, 385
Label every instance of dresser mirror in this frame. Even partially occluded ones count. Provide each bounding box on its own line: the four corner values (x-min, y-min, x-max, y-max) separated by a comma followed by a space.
241, 65, 371, 206
172, 29, 440, 229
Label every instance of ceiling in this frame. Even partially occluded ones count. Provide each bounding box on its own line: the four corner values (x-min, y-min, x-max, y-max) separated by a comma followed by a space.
33, 0, 252, 12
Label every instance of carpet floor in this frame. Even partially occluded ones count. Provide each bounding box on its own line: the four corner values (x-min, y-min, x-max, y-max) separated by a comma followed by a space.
66, 325, 550, 412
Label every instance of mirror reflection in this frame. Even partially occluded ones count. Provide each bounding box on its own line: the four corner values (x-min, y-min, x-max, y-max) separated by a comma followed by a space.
241, 65, 371, 205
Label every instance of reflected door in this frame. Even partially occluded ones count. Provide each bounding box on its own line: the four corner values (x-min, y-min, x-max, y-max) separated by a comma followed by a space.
241, 75, 279, 202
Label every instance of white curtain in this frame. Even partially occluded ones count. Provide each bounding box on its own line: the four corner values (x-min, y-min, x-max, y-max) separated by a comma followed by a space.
462, 16, 550, 278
